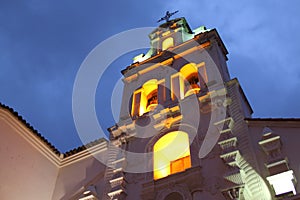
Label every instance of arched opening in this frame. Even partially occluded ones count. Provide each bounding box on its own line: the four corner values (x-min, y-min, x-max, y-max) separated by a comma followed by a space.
180, 63, 200, 97
142, 79, 158, 112
153, 131, 191, 180
131, 79, 158, 117
162, 37, 174, 51
165, 192, 183, 200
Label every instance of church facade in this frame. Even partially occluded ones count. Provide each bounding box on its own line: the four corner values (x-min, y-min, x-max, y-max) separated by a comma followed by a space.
1, 17, 300, 200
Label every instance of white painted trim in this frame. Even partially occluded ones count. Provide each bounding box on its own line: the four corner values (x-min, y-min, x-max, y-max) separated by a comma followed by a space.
266, 159, 287, 168
0, 109, 62, 166
0, 108, 108, 168
60, 142, 107, 167
258, 136, 280, 145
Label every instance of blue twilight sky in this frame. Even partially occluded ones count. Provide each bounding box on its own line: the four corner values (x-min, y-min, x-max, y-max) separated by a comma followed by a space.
0, 0, 300, 152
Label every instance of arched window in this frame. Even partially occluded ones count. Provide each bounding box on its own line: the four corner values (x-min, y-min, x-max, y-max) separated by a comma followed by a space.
131, 79, 158, 116
180, 63, 200, 97
162, 37, 174, 51
143, 79, 158, 112
165, 192, 183, 200
153, 131, 191, 180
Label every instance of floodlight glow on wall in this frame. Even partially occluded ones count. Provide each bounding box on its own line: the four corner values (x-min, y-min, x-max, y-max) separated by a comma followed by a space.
266, 170, 296, 196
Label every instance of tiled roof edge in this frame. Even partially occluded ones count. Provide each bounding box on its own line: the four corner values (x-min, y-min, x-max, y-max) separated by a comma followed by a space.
63, 138, 107, 158
245, 118, 300, 121
0, 102, 61, 155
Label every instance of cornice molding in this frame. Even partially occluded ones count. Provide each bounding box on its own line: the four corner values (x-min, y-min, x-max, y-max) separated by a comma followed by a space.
0, 108, 108, 168
0, 108, 61, 166
246, 118, 300, 127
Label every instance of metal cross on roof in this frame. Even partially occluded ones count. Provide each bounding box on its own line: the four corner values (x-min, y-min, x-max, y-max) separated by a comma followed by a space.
157, 10, 179, 23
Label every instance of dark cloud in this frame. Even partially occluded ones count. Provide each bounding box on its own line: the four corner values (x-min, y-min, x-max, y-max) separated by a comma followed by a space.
173, 0, 300, 118
0, 0, 168, 152
0, 0, 299, 152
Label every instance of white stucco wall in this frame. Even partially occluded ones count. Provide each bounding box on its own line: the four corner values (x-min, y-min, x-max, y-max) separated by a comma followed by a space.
52, 152, 106, 199
0, 109, 59, 200
0, 108, 107, 200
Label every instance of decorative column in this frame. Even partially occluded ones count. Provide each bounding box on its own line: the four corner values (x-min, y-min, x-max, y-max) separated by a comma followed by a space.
217, 117, 243, 186
102, 126, 129, 200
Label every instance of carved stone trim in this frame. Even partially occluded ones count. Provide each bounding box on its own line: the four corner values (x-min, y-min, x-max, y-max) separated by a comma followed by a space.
141, 166, 202, 200
155, 184, 193, 200
222, 185, 244, 200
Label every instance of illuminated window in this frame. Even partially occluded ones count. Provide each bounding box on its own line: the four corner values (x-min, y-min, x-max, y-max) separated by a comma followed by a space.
131, 79, 158, 116
180, 63, 201, 97
170, 156, 191, 174
170, 63, 207, 101
162, 37, 174, 51
153, 131, 191, 180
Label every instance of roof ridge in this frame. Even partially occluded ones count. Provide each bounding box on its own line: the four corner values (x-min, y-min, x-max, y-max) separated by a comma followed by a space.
245, 117, 300, 121
0, 102, 61, 155
63, 138, 107, 158
0, 102, 108, 158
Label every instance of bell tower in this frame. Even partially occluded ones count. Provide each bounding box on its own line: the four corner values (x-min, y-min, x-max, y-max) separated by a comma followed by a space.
102, 16, 272, 200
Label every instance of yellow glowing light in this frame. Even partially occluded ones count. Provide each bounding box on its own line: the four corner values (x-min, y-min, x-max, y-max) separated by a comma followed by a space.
131, 80, 158, 116
162, 37, 174, 51
139, 91, 147, 116
180, 63, 201, 97
184, 88, 200, 97
200, 41, 211, 48
142, 79, 158, 97
131, 89, 141, 116
180, 63, 198, 79
146, 103, 158, 112
153, 131, 191, 180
